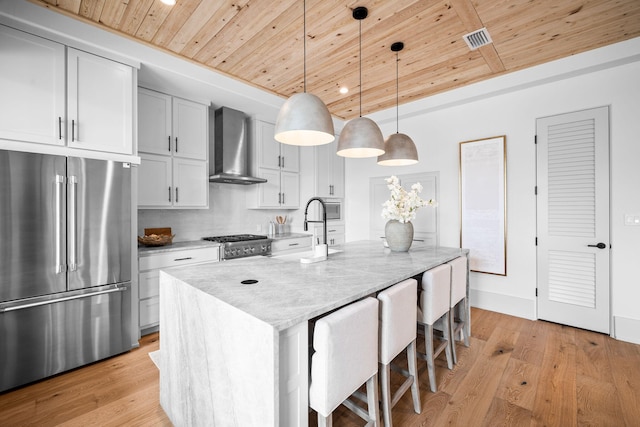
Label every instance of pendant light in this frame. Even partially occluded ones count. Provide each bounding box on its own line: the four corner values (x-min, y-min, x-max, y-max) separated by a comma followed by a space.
378, 42, 418, 166
275, 0, 335, 146
336, 6, 385, 158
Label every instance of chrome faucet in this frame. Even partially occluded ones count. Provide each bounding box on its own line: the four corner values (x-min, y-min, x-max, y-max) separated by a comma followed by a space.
303, 197, 328, 256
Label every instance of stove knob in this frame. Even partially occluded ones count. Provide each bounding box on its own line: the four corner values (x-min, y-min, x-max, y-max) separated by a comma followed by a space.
250, 246, 256, 253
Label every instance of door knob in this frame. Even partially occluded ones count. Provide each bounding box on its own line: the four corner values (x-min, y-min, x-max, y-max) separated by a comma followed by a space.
587, 242, 606, 249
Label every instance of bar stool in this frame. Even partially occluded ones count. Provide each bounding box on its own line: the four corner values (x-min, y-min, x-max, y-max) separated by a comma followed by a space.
377, 279, 421, 427
416, 264, 453, 393
448, 256, 470, 364
309, 297, 381, 427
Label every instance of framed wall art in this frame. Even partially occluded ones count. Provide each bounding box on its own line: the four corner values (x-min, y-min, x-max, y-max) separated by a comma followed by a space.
459, 135, 507, 275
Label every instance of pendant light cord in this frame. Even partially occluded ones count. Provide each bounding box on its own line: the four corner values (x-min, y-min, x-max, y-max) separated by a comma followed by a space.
395, 50, 399, 133
303, 0, 307, 93
359, 17, 362, 117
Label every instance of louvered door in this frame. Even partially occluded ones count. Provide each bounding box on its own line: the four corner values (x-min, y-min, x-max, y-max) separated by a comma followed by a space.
536, 106, 610, 333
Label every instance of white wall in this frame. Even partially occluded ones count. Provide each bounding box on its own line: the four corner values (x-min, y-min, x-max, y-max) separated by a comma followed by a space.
344, 40, 640, 343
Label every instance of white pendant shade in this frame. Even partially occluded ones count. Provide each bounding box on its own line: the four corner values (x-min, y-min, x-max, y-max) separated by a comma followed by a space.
337, 117, 385, 158
275, 92, 335, 146
377, 133, 419, 165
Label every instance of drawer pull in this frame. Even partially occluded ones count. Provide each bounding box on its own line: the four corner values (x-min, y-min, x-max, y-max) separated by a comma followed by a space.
174, 257, 193, 261
288, 243, 299, 247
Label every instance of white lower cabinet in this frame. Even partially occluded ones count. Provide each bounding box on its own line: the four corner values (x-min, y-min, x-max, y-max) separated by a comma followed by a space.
138, 246, 219, 333
271, 235, 312, 255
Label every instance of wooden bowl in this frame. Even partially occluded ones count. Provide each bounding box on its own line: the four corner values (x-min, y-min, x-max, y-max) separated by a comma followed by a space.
137, 234, 175, 246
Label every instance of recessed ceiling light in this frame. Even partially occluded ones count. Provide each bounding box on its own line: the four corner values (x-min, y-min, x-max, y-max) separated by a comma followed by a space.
161, 0, 176, 5
339, 87, 349, 94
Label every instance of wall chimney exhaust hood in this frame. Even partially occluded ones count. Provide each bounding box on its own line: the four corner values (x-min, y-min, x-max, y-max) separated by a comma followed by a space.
209, 106, 267, 185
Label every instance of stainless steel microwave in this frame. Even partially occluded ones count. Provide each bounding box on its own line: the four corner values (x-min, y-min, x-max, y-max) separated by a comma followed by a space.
311, 199, 342, 221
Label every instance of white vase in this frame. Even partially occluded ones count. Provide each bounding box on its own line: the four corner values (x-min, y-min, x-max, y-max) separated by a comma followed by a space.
385, 220, 414, 252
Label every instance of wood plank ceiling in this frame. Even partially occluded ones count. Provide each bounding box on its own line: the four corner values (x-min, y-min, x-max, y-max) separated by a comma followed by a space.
31, 0, 640, 120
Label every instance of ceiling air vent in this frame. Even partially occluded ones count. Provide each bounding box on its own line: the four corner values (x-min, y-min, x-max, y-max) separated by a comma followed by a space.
463, 27, 493, 50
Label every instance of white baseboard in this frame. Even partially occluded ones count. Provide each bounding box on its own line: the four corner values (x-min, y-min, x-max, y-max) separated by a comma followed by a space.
471, 291, 640, 345
470, 289, 536, 320
613, 316, 640, 344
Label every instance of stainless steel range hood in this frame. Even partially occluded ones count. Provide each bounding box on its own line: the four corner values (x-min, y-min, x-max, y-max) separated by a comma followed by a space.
209, 106, 267, 185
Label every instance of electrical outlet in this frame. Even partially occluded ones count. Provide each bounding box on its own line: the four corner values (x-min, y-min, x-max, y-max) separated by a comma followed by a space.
624, 214, 640, 226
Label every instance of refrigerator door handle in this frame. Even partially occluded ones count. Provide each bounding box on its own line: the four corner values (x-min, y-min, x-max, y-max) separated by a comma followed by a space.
69, 175, 78, 271
0, 286, 127, 313
55, 174, 66, 274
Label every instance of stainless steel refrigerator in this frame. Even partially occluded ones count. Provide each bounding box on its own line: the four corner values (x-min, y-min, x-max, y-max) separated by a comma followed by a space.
0, 149, 133, 392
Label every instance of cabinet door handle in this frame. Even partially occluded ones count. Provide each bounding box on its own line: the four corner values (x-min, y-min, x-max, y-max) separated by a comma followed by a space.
282, 193, 285, 204
168, 186, 172, 202
175, 137, 178, 152
58, 117, 62, 140
168, 136, 171, 151
175, 187, 179, 203
587, 242, 606, 249
278, 192, 281, 204
278, 155, 281, 168
71, 119, 75, 142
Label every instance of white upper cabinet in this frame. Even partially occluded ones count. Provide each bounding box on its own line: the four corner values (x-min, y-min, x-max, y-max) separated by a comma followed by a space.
248, 120, 300, 209
315, 139, 344, 198
172, 158, 208, 207
172, 97, 207, 160
66, 48, 133, 154
137, 87, 208, 209
138, 89, 172, 155
138, 153, 172, 207
256, 121, 299, 173
0, 25, 65, 146
0, 25, 134, 156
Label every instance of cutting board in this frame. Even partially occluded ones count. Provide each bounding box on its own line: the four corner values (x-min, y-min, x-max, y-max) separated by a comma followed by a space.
144, 227, 172, 236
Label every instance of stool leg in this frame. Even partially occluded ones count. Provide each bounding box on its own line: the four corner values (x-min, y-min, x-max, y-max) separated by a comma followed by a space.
449, 307, 458, 365
379, 363, 392, 427
317, 413, 332, 427
366, 373, 381, 427
460, 298, 470, 347
443, 310, 454, 369
424, 324, 437, 393
407, 340, 422, 414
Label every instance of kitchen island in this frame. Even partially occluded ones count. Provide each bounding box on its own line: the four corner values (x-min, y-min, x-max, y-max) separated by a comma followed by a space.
159, 240, 468, 427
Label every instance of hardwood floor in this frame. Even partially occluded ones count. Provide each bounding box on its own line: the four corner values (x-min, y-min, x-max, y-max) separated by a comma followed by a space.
1, 308, 639, 426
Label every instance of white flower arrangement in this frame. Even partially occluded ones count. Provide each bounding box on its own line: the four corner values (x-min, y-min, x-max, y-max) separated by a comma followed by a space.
381, 175, 436, 223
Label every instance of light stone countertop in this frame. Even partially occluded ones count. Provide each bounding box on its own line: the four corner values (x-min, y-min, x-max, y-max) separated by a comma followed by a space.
161, 240, 468, 331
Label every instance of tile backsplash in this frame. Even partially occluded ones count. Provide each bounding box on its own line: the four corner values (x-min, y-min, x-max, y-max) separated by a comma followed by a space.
138, 183, 305, 241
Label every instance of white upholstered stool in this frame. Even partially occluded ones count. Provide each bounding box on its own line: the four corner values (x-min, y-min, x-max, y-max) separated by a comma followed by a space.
309, 297, 381, 427
416, 264, 454, 393
448, 256, 470, 364
378, 279, 421, 427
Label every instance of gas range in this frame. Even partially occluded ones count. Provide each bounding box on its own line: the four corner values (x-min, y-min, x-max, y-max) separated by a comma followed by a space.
202, 234, 272, 260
